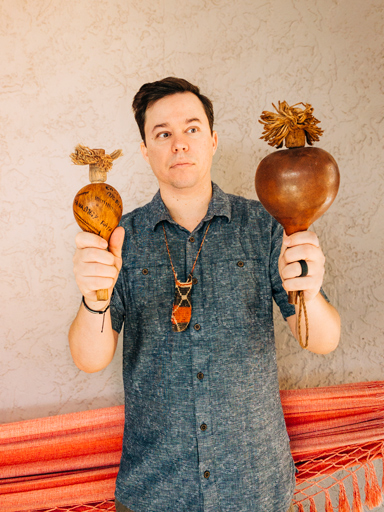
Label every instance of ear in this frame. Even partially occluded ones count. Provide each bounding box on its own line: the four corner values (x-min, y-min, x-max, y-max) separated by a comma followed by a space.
140, 141, 149, 163
212, 131, 218, 155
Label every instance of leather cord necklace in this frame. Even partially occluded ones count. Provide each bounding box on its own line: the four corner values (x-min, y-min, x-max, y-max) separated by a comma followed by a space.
162, 220, 212, 332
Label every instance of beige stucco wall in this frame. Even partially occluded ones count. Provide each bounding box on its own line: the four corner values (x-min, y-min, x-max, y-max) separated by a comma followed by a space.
0, 0, 383, 427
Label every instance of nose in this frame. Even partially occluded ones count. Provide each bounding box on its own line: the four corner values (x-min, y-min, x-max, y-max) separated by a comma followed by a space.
172, 135, 189, 153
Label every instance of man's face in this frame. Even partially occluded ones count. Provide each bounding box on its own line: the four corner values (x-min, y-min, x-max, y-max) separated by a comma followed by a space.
140, 92, 218, 191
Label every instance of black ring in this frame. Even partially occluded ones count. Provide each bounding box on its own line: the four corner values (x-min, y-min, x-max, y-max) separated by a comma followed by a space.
298, 260, 308, 277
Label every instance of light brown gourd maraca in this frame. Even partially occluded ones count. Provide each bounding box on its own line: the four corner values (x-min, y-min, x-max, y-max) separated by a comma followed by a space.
255, 102, 340, 347
71, 145, 123, 301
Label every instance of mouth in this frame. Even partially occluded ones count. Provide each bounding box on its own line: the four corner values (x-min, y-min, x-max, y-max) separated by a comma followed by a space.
170, 161, 194, 169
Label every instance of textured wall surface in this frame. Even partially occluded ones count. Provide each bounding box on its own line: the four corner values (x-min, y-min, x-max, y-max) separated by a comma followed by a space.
0, 0, 383, 433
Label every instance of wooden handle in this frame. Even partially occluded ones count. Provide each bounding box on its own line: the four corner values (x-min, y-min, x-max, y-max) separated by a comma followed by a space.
96, 289, 109, 301
288, 291, 298, 305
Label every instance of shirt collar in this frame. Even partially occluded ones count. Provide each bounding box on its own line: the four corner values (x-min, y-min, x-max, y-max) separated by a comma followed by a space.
149, 182, 232, 231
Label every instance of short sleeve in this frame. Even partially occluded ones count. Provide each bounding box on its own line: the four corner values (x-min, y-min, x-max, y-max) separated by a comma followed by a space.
110, 274, 125, 334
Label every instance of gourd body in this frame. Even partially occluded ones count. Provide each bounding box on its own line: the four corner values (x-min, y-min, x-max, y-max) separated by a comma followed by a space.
73, 183, 123, 242
255, 147, 340, 236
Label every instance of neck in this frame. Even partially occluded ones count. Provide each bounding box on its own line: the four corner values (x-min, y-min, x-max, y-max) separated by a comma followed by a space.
160, 181, 213, 232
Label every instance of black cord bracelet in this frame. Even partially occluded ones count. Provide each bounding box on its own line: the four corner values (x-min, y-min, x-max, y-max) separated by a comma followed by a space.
82, 296, 111, 314
82, 290, 114, 332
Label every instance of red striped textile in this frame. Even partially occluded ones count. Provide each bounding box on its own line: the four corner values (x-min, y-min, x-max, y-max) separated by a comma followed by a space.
0, 407, 123, 511
1, 381, 384, 511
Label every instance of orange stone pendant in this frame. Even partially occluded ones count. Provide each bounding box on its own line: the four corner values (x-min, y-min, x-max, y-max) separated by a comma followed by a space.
171, 276, 193, 332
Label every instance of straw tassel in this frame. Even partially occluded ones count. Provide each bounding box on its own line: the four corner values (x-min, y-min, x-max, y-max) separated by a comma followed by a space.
324, 489, 334, 512
352, 472, 363, 512
309, 496, 317, 512
339, 481, 351, 512
364, 461, 382, 509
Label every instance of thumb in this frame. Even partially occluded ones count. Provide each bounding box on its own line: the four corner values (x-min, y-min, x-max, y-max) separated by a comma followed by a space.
282, 230, 291, 246
279, 230, 289, 258
108, 226, 125, 259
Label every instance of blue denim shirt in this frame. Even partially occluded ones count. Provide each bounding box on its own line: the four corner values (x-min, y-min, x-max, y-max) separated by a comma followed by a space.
111, 183, 296, 512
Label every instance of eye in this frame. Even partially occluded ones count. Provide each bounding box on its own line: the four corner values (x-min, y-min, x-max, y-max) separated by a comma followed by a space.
157, 132, 170, 139
187, 127, 198, 133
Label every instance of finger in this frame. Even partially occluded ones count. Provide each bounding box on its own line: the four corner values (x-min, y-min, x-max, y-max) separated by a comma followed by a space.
80, 276, 115, 294
283, 244, 323, 265
282, 275, 317, 293
109, 226, 125, 260
79, 262, 119, 279
284, 230, 320, 248
75, 231, 108, 250
282, 230, 291, 246
279, 230, 289, 263
74, 247, 115, 265
280, 260, 312, 281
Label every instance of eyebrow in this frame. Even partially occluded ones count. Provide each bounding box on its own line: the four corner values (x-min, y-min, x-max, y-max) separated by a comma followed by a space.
152, 123, 168, 133
151, 118, 202, 134
185, 117, 202, 124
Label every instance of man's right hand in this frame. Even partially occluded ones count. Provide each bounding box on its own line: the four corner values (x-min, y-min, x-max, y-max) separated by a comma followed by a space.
73, 226, 125, 310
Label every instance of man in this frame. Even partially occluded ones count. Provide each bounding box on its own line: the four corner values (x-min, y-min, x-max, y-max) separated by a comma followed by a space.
69, 77, 340, 512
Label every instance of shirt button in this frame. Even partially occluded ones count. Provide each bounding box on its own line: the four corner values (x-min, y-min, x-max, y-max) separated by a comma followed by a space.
194, 324, 201, 331
192, 277, 198, 285
197, 372, 204, 380
200, 423, 207, 431
204, 470, 210, 479
237, 261, 244, 268
142, 268, 149, 275
189, 236, 195, 243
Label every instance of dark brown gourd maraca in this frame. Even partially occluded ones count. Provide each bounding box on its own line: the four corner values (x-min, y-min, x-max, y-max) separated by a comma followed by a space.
71, 145, 123, 301
255, 102, 340, 347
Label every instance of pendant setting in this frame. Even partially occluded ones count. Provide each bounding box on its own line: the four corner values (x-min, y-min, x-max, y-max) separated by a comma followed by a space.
171, 274, 193, 332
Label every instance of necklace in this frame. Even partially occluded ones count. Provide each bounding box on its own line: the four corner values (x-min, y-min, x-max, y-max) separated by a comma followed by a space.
162, 220, 212, 332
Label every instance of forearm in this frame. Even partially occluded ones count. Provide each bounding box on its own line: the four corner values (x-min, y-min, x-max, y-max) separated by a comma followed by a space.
68, 300, 118, 373
289, 292, 341, 354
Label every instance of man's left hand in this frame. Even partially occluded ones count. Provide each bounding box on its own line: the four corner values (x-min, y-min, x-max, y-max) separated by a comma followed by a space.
278, 230, 325, 302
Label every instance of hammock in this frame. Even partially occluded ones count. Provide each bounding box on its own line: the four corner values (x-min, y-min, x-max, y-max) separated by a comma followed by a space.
1, 381, 384, 512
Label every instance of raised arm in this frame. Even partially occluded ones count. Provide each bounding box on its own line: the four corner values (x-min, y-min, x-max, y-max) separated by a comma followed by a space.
68, 226, 125, 372
279, 230, 341, 354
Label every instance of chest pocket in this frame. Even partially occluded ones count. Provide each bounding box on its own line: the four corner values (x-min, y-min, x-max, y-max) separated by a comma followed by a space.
210, 258, 272, 330
125, 263, 174, 326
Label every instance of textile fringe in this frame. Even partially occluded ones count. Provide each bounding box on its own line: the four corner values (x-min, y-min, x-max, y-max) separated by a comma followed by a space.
339, 481, 351, 512
297, 502, 305, 512
309, 496, 317, 512
70, 145, 123, 172
324, 490, 334, 512
381, 444, 384, 495
364, 461, 382, 509
352, 472, 363, 512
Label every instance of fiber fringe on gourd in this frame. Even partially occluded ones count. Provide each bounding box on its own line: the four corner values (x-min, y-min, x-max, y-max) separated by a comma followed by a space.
259, 101, 323, 148
70, 145, 123, 172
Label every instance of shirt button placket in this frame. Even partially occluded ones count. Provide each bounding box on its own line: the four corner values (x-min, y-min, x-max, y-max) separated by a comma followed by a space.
192, 344, 217, 505
189, 231, 219, 507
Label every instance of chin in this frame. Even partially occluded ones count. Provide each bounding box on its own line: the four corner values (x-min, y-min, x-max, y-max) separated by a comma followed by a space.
170, 178, 198, 189
166, 172, 201, 190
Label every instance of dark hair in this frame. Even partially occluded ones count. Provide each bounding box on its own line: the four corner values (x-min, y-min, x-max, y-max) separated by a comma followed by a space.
132, 77, 214, 144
